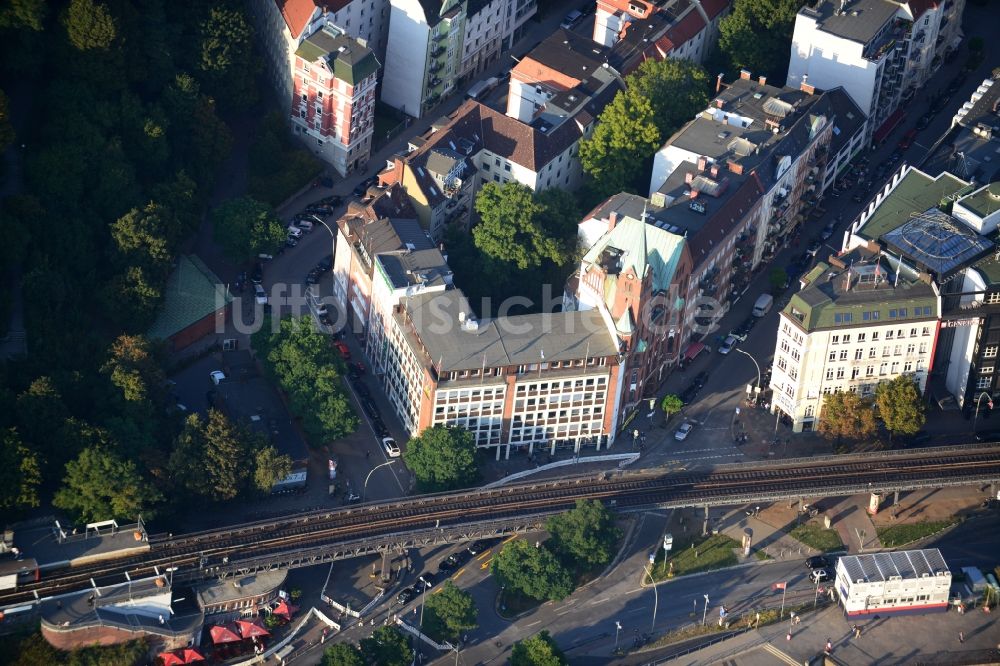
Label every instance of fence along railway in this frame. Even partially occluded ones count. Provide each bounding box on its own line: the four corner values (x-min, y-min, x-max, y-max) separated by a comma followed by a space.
3, 445, 999, 608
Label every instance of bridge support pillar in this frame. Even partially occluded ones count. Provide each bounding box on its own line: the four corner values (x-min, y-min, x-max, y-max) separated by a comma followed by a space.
550, 439, 556, 457
893, 489, 899, 508
703, 506, 710, 536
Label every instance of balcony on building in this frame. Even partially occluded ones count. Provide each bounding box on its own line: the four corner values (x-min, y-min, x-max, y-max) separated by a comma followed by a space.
430, 45, 446, 58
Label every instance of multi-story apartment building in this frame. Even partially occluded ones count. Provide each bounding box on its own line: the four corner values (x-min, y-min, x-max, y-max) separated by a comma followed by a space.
941, 75, 1000, 184
570, 210, 693, 413
290, 26, 381, 176
646, 74, 848, 332
770, 248, 939, 432
382, 0, 536, 118
383, 78, 619, 239
382, 288, 624, 459
787, 0, 965, 144
250, 0, 391, 112
593, 0, 731, 64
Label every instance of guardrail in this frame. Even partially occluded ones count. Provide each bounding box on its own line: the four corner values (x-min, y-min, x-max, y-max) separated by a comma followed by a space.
484, 453, 639, 488
710, 441, 1000, 472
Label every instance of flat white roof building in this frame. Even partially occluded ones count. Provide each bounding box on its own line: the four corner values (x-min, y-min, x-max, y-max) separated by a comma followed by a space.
835, 548, 951, 617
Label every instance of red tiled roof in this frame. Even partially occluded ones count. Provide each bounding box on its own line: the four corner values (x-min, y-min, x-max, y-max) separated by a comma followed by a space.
275, 0, 351, 38
666, 7, 707, 46
699, 0, 732, 20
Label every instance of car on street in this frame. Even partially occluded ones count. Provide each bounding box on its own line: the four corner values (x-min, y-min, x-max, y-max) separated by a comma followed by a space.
806, 240, 822, 257
251, 264, 263, 284
353, 176, 378, 197
381, 436, 401, 458
674, 422, 694, 441
810, 568, 832, 583
916, 114, 932, 131
295, 219, 314, 232
898, 129, 918, 150
438, 558, 458, 574
467, 539, 496, 555
254, 284, 268, 305
718, 335, 737, 355
361, 398, 379, 418
209, 370, 227, 385
306, 271, 319, 285
805, 556, 830, 570
285, 237, 299, 248
316, 256, 333, 273
396, 587, 416, 604
416, 573, 435, 591
821, 223, 835, 240
335, 341, 351, 359
287, 225, 303, 239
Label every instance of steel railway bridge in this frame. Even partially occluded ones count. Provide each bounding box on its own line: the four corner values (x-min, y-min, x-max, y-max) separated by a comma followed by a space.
4, 444, 999, 608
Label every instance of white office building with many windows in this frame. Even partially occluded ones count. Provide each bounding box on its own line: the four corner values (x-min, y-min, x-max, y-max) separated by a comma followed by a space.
770, 248, 939, 432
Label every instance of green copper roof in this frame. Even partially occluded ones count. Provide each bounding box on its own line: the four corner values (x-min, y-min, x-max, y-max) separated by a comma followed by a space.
148, 255, 231, 341
958, 182, 1000, 221
582, 216, 685, 296
295, 27, 380, 86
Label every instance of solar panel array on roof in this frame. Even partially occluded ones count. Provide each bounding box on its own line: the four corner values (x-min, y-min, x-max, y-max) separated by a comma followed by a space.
882, 209, 993, 276
839, 548, 949, 583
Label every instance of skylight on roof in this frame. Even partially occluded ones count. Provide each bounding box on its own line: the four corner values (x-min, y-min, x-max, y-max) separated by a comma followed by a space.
763, 97, 794, 118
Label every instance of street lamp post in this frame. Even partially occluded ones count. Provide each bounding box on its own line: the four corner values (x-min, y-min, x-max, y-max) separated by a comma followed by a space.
973, 391, 994, 434
363, 459, 397, 501
645, 553, 659, 633
614, 621, 622, 652
702, 594, 710, 626
733, 348, 762, 389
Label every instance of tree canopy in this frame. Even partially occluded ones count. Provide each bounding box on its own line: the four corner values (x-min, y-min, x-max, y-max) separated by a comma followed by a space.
321, 643, 364, 666
53, 446, 163, 522
492, 539, 574, 602
403, 425, 479, 492
212, 196, 286, 262
510, 631, 568, 666
0, 428, 42, 512
579, 90, 661, 197
359, 626, 412, 666
473, 182, 575, 270
252, 317, 358, 444
818, 391, 878, 442
423, 581, 478, 642
64, 0, 117, 51
546, 499, 622, 569
660, 394, 683, 418
627, 58, 711, 139
716, 0, 804, 83
875, 376, 925, 440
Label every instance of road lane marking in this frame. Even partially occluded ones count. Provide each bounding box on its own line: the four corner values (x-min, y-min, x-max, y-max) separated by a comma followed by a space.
480, 559, 492, 570
453, 568, 465, 581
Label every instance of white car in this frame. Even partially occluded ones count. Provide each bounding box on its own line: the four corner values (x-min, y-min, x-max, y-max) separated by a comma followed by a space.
254, 284, 268, 305
718, 335, 737, 355
674, 422, 693, 441
381, 437, 401, 458
209, 370, 227, 385
287, 225, 303, 239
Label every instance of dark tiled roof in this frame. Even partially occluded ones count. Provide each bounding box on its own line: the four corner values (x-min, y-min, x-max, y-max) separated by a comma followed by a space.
296, 27, 380, 85
524, 29, 611, 82
798, 0, 900, 44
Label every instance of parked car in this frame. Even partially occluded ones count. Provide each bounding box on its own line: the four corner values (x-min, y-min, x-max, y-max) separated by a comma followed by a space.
287, 225, 303, 239
898, 129, 918, 150
674, 422, 694, 441
334, 341, 351, 359
396, 587, 416, 604
718, 335, 737, 355
254, 284, 268, 305
285, 237, 299, 248
317, 195, 343, 207
805, 556, 830, 570
916, 114, 932, 131
296, 219, 314, 232
209, 370, 227, 385
821, 223, 835, 240
316, 256, 333, 273
810, 568, 832, 583
306, 271, 319, 285
806, 240, 822, 257
438, 557, 458, 574
560, 9, 582, 28
251, 264, 263, 284
467, 539, 495, 555
381, 436, 401, 458
416, 573, 435, 591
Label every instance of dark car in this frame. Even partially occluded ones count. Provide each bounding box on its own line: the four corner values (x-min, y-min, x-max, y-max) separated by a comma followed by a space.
317, 195, 343, 207
692, 371, 709, 388
251, 263, 264, 284
353, 176, 378, 198
362, 398, 379, 418
306, 271, 320, 285
316, 256, 333, 273
438, 557, 458, 574
916, 114, 932, 131
467, 539, 494, 555
805, 555, 830, 570
898, 129, 918, 150
396, 587, 416, 604
415, 573, 435, 592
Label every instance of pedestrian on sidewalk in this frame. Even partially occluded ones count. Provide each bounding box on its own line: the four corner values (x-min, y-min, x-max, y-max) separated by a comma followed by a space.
825, 639, 832, 654
959, 631, 964, 643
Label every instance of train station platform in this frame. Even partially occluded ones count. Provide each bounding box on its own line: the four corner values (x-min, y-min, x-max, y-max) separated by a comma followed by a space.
13, 519, 151, 572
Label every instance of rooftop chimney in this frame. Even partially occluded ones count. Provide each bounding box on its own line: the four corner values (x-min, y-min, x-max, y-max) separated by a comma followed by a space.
685, 172, 695, 184
758, 75, 767, 86
740, 69, 751, 80
710, 164, 720, 178
727, 159, 744, 175
608, 211, 618, 231
800, 81, 816, 95
715, 98, 724, 108
716, 72, 724, 94
697, 156, 707, 171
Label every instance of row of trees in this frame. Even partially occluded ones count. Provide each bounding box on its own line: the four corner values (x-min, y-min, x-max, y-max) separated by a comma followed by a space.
492, 500, 621, 603
3, 632, 147, 666
818, 376, 926, 442
252, 317, 359, 445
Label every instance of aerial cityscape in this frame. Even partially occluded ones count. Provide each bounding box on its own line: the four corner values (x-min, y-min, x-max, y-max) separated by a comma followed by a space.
0, 0, 998, 664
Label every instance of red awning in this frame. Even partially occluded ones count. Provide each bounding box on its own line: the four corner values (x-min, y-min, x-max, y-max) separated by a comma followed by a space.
273, 599, 298, 619
873, 109, 906, 145
209, 624, 243, 644
237, 618, 271, 638
682, 342, 706, 361
158, 652, 186, 666
179, 648, 205, 663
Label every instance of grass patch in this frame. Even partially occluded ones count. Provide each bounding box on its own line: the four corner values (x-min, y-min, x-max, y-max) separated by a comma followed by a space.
877, 519, 959, 548
651, 534, 740, 580
754, 550, 773, 561
788, 522, 844, 552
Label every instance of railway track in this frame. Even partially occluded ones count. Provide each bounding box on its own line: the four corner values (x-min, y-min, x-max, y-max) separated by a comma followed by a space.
4, 450, 999, 607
